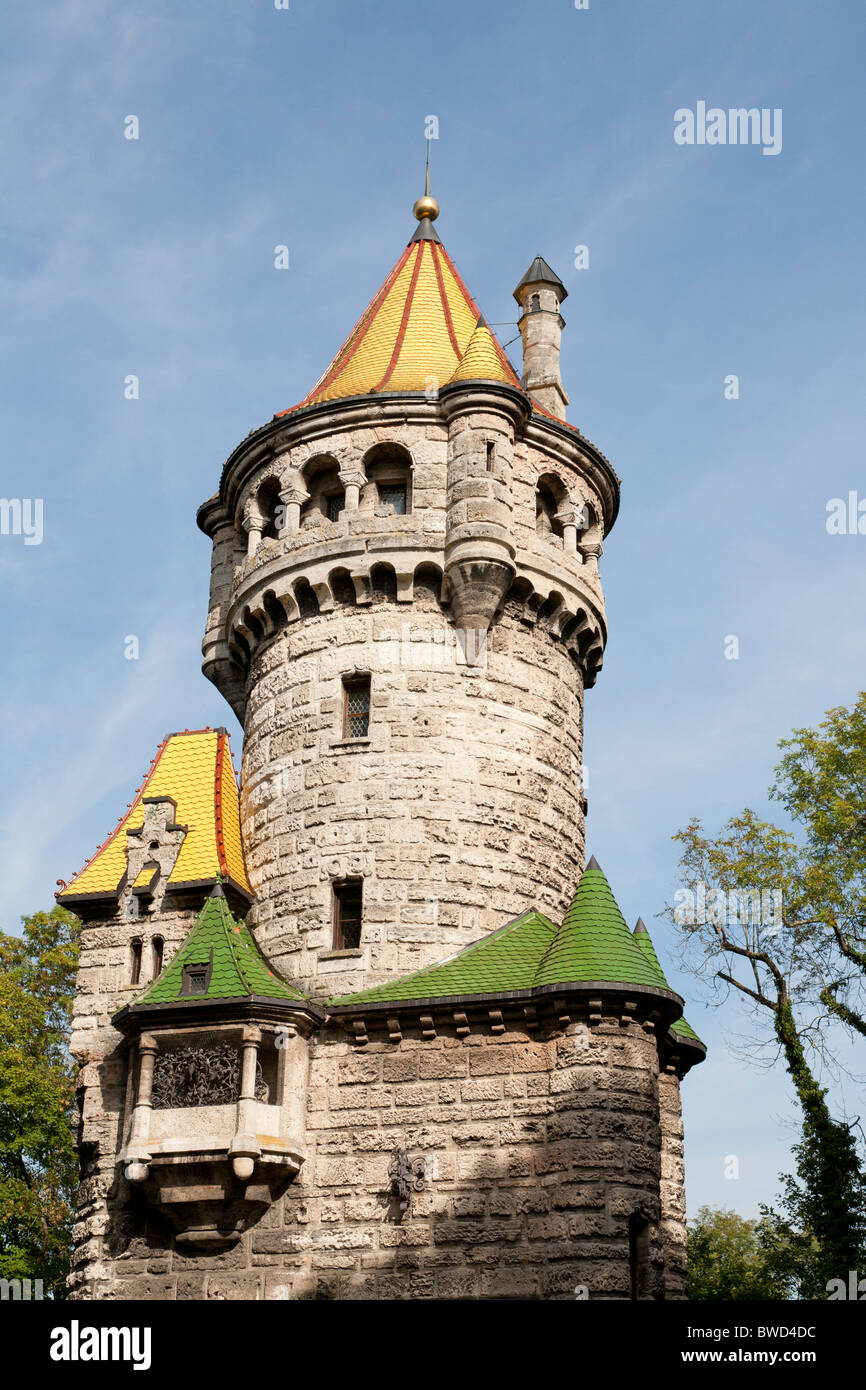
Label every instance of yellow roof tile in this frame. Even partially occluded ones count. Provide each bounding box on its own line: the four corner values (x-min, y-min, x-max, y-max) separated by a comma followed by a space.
277, 232, 522, 414
57, 729, 252, 904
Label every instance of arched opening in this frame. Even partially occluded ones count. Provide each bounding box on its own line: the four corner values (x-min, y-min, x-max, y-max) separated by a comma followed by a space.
530, 293, 540, 312
293, 578, 320, 620
535, 473, 567, 539
129, 939, 143, 987
328, 567, 356, 607
301, 455, 343, 526
370, 562, 398, 604
257, 477, 282, 542
413, 562, 444, 611
363, 442, 413, 516
151, 936, 164, 979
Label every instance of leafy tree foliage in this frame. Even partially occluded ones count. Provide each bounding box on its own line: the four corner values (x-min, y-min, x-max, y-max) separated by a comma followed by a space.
687, 1207, 794, 1300
0, 906, 80, 1296
668, 695, 866, 1296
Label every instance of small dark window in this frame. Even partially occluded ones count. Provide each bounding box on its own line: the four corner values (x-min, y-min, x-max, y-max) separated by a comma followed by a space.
530, 293, 540, 312
181, 962, 211, 996
629, 1214, 651, 1300
486, 441, 495, 472
326, 492, 344, 522
151, 936, 164, 978
148, 840, 160, 851
129, 939, 142, 986
343, 675, 371, 739
379, 484, 407, 515
333, 879, 363, 950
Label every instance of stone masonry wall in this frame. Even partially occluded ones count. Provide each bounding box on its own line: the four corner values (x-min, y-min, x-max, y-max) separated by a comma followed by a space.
88, 1013, 670, 1302
241, 594, 585, 1000
658, 1070, 688, 1298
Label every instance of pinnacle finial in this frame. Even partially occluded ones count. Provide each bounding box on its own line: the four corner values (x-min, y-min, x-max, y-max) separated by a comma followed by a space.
413, 133, 439, 223
585, 855, 602, 872
633, 916, 649, 935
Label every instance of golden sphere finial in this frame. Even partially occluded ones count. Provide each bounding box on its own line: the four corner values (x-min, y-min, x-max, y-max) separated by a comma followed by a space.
413, 194, 440, 222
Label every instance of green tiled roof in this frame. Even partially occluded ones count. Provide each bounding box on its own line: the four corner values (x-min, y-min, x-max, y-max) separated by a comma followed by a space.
532, 861, 667, 992
670, 1015, 703, 1045
329, 861, 683, 1010
632, 916, 673, 988
122, 885, 306, 1011
632, 916, 705, 1050
327, 910, 557, 1007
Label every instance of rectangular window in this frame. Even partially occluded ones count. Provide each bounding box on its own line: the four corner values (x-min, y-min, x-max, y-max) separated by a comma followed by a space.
326, 493, 344, 522
181, 962, 211, 996
486, 441, 495, 471
332, 879, 363, 950
379, 484, 407, 515
343, 675, 371, 739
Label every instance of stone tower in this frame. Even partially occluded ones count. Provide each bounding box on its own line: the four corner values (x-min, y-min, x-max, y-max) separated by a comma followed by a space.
198, 195, 615, 1002
61, 191, 704, 1302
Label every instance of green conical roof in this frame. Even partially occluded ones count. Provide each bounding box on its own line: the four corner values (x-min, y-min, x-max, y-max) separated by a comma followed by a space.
330, 862, 684, 1010
327, 910, 557, 1007
632, 916, 704, 1049
532, 861, 666, 991
121, 885, 306, 1012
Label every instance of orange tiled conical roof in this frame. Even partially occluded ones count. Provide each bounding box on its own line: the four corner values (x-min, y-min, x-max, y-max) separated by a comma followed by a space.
56, 729, 251, 904
277, 211, 523, 415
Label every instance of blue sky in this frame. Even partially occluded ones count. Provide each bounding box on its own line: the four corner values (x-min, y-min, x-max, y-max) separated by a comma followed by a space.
1, 0, 864, 1219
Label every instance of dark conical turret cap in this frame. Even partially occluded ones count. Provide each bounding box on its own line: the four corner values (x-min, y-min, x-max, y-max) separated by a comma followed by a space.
586, 855, 602, 871
633, 915, 649, 935
513, 254, 567, 303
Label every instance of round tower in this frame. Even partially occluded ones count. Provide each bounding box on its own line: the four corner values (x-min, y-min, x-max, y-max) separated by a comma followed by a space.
198, 195, 619, 998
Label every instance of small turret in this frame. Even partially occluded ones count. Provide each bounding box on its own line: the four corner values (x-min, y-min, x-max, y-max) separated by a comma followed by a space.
513, 255, 569, 418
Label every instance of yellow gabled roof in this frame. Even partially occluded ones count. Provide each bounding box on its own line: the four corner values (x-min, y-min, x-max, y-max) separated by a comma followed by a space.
57, 729, 252, 904
277, 230, 523, 414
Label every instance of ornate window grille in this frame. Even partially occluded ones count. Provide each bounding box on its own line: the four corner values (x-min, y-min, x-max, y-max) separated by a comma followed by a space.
150, 1041, 268, 1110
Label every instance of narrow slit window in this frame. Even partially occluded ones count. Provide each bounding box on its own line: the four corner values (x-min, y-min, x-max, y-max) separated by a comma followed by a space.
151, 936, 164, 979
129, 939, 142, 986
333, 879, 363, 950
379, 484, 407, 515
343, 675, 371, 739
486, 441, 495, 471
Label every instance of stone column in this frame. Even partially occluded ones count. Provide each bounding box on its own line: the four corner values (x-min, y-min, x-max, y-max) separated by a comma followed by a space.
278, 475, 309, 535
230, 1025, 263, 1180
124, 1033, 158, 1183
557, 504, 578, 555
581, 541, 603, 579
338, 466, 367, 514
243, 503, 262, 558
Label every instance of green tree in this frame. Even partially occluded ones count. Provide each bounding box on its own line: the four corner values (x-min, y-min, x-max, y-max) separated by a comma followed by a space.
666, 694, 866, 1295
0, 906, 80, 1296
687, 1206, 793, 1300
